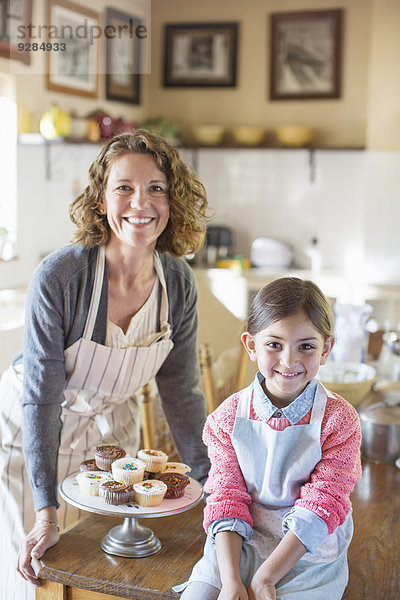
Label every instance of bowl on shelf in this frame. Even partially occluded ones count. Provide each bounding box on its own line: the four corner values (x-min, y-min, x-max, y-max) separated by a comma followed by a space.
191, 125, 225, 146
317, 361, 377, 408
230, 126, 266, 146
275, 125, 314, 148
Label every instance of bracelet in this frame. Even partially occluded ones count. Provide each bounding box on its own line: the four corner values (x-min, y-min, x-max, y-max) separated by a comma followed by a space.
35, 519, 59, 530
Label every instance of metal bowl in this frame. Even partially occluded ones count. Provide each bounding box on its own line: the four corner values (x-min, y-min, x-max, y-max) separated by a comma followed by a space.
359, 384, 400, 464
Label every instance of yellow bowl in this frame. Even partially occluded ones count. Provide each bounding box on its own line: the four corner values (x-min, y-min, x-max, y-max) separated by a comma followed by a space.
318, 362, 377, 408
231, 126, 266, 146
191, 125, 225, 146
275, 125, 314, 148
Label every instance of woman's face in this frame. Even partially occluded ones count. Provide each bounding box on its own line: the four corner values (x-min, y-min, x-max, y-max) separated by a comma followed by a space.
100, 152, 170, 251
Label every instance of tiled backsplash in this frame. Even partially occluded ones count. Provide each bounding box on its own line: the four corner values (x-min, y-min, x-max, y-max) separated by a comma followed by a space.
1, 143, 400, 289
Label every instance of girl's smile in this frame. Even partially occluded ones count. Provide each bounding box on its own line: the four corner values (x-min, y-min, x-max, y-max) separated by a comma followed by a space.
242, 311, 334, 408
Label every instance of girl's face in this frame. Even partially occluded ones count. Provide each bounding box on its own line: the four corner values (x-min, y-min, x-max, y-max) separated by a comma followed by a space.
242, 312, 334, 408
100, 152, 170, 251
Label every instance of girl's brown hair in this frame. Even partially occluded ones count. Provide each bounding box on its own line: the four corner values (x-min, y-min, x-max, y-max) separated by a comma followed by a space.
247, 277, 334, 340
69, 129, 208, 256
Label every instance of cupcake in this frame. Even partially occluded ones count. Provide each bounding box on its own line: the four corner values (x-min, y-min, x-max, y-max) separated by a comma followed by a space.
111, 457, 146, 486
162, 462, 191, 475
76, 471, 113, 496
137, 449, 168, 473
94, 445, 126, 471
99, 480, 132, 505
133, 480, 167, 507
156, 472, 190, 499
80, 459, 101, 472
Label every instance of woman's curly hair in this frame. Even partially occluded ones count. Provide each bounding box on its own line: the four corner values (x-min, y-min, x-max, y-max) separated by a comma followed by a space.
69, 129, 208, 256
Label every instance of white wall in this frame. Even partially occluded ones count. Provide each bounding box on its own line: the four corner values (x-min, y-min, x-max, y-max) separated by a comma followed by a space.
1, 145, 400, 290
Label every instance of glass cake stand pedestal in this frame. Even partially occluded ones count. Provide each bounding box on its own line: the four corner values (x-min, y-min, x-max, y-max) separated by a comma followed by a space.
59, 473, 203, 558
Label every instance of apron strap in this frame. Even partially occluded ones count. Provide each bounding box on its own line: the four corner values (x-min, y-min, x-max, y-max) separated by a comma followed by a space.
309, 381, 328, 423
236, 383, 253, 419
83, 246, 105, 340
142, 252, 172, 346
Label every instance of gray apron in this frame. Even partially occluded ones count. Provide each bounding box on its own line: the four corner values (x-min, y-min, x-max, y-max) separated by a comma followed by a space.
0, 246, 173, 600
175, 381, 352, 599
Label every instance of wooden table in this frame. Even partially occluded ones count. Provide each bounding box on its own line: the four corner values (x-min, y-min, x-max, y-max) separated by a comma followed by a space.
36, 462, 400, 600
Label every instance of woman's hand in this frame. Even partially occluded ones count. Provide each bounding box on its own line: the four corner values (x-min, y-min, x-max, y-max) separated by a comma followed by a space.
17, 521, 60, 587
218, 579, 249, 600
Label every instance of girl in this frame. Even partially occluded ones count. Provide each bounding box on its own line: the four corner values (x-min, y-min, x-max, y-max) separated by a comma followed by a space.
175, 277, 362, 600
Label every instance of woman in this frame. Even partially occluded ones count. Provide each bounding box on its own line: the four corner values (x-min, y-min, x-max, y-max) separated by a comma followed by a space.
0, 130, 210, 598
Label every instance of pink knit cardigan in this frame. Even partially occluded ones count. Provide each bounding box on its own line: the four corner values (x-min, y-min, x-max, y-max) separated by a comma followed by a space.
203, 388, 362, 535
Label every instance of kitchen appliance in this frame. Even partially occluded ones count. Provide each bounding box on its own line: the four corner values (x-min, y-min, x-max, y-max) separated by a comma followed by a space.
250, 237, 292, 268
359, 382, 400, 464
205, 226, 234, 267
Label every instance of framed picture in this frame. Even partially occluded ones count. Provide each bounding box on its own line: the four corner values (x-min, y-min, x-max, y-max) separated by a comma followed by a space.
270, 9, 343, 100
163, 22, 238, 87
46, 0, 99, 97
105, 8, 141, 105
0, 0, 32, 64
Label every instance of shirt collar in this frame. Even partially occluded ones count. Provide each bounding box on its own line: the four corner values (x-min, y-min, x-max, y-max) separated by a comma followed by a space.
253, 372, 317, 425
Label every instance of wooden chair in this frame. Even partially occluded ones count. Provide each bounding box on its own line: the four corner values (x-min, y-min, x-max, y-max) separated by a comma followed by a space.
139, 382, 178, 459
199, 342, 249, 414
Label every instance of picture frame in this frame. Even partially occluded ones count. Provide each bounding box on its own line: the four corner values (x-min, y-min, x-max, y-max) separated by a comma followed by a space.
46, 0, 99, 98
269, 9, 343, 100
0, 0, 32, 64
105, 7, 141, 105
163, 22, 238, 87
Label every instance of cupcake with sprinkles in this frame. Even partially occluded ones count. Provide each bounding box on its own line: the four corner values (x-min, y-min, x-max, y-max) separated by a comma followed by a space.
137, 449, 168, 473
133, 479, 167, 507
112, 457, 146, 486
76, 471, 113, 496
157, 472, 190, 499
99, 480, 132, 505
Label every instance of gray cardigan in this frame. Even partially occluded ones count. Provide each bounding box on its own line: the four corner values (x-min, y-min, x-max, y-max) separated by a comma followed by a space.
20, 244, 210, 510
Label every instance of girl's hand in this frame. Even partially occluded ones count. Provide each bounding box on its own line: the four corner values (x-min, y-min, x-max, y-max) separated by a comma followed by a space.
248, 577, 276, 600
218, 579, 249, 600
17, 522, 60, 587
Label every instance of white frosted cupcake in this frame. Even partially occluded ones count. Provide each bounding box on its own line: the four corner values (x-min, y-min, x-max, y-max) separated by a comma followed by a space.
133, 480, 167, 507
112, 457, 146, 486
137, 449, 168, 473
163, 462, 192, 475
76, 471, 113, 496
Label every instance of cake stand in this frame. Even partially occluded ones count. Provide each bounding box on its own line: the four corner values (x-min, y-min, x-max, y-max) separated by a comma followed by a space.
59, 472, 203, 558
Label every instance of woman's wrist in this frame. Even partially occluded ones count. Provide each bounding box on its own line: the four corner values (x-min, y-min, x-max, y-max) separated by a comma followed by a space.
36, 505, 58, 525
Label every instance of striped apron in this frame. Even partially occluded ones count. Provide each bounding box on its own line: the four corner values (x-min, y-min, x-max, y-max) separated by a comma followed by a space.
0, 246, 173, 600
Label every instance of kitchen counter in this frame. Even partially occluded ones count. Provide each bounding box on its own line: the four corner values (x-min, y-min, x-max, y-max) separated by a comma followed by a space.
193, 266, 400, 324
36, 461, 400, 599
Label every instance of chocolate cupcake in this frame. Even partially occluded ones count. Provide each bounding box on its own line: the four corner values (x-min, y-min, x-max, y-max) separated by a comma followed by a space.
80, 459, 101, 472
99, 480, 131, 505
156, 472, 190, 499
94, 445, 126, 471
